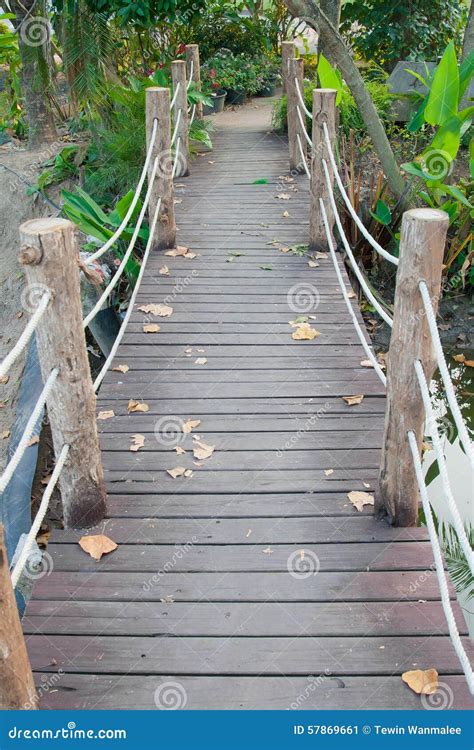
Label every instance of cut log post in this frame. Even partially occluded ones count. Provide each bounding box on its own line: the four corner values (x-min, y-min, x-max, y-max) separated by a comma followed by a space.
19, 218, 107, 529
377, 208, 449, 526
146, 87, 176, 250
281, 41, 296, 93
185, 44, 203, 120
309, 88, 337, 251
171, 60, 190, 177
287, 58, 306, 173
0, 524, 37, 709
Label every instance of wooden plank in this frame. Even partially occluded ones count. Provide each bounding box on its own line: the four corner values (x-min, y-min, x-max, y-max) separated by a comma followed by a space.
31, 673, 474, 710
24, 600, 466, 637
26, 635, 472, 675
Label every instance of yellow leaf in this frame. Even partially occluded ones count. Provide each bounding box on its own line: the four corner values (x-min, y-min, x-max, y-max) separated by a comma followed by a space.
453, 354, 465, 363
127, 400, 149, 413
112, 364, 129, 373
143, 323, 161, 333
182, 419, 201, 433
464, 360, 474, 367
138, 303, 173, 317
1, 430, 10, 439
97, 410, 115, 420
291, 323, 321, 341
342, 395, 364, 406
130, 434, 145, 452
79, 534, 118, 561
347, 490, 374, 511
167, 466, 186, 478
402, 669, 439, 695
193, 440, 215, 460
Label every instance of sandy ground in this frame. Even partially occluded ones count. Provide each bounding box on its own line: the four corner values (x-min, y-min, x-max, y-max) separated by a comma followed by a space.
0, 141, 62, 471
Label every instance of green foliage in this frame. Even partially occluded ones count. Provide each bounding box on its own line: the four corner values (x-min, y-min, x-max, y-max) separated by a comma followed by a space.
442, 523, 474, 600
26, 145, 86, 195
341, 0, 467, 70
0, 13, 25, 137
81, 0, 205, 27
201, 50, 271, 95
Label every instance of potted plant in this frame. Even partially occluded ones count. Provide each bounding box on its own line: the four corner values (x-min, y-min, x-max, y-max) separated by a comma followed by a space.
201, 64, 227, 115
255, 55, 280, 97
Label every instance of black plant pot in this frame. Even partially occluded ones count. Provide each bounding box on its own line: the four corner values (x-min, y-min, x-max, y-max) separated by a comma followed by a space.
203, 90, 227, 115
226, 88, 247, 106
256, 81, 277, 97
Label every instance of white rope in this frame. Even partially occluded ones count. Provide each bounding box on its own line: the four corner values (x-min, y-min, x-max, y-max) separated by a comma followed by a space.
296, 105, 313, 148
0, 291, 52, 380
0, 368, 59, 494
170, 81, 181, 110
296, 133, 310, 179
322, 122, 399, 266
171, 107, 182, 147
11, 443, 70, 589
187, 59, 194, 90
172, 137, 182, 179
320, 198, 386, 385
414, 359, 474, 574
419, 280, 474, 467
407, 430, 474, 695
294, 77, 312, 118
82, 157, 159, 329
189, 104, 196, 126
87, 118, 158, 263
322, 159, 394, 328
93, 196, 162, 391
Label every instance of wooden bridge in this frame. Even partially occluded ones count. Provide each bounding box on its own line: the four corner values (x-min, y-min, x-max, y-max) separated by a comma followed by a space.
1, 45, 473, 711
17, 104, 472, 710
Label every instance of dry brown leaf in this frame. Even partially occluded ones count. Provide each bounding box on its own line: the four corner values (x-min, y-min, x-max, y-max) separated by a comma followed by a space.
453, 353, 465, 363
97, 410, 115, 420
308, 260, 319, 268
0, 375, 10, 384
159, 265, 170, 275
184, 347, 193, 353
184, 468, 193, 477
112, 364, 129, 373
130, 434, 145, 452
143, 323, 161, 333
282, 211, 290, 218
342, 395, 364, 406
324, 469, 334, 476
138, 303, 173, 317
1, 430, 10, 439
167, 466, 186, 478
348, 490, 374, 512
279, 246, 290, 253
174, 446, 186, 455
194, 357, 207, 365
176, 245, 189, 255
347, 290, 356, 299
185, 251, 197, 259
276, 193, 291, 200
79, 534, 118, 561
291, 323, 321, 341
360, 359, 374, 368
465, 360, 474, 367
193, 440, 215, 460
27, 435, 39, 446
314, 251, 328, 259
127, 400, 149, 413
182, 419, 201, 433
402, 669, 439, 695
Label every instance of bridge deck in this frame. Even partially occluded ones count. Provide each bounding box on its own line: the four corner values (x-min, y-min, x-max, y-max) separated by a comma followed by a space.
23, 106, 473, 709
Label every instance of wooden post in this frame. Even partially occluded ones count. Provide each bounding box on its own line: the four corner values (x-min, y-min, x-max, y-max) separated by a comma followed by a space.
146, 87, 176, 250
377, 209, 449, 526
171, 60, 190, 177
287, 58, 306, 173
185, 44, 202, 120
19, 218, 107, 529
281, 41, 296, 93
309, 88, 337, 251
0, 525, 37, 709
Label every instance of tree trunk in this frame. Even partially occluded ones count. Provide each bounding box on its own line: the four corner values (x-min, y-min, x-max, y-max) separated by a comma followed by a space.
11, 0, 57, 148
283, 0, 408, 204
319, 0, 341, 28
462, 0, 473, 61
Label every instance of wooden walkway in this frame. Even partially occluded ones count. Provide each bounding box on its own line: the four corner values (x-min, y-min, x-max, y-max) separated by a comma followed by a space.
23, 105, 473, 709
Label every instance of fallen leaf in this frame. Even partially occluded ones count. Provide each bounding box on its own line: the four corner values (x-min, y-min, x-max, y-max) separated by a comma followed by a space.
360, 360, 374, 368
195, 357, 207, 365
262, 547, 273, 554
97, 410, 115, 420
276, 193, 291, 200
279, 246, 290, 253
342, 395, 364, 406
185, 251, 197, 259
0, 375, 9, 384
127, 400, 149, 413
27, 435, 39, 446
1, 430, 10, 439
176, 245, 189, 255
324, 469, 334, 476
308, 260, 319, 268
291, 323, 321, 341
79, 534, 118, 561
159, 266, 170, 276
402, 669, 439, 695
246, 529, 252, 537
347, 290, 356, 299
282, 211, 290, 218
174, 446, 186, 455
138, 303, 173, 317
465, 360, 474, 367
314, 251, 328, 259
182, 419, 201, 433
363, 482, 371, 489
193, 440, 215, 460
453, 353, 465, 363
112, 364, 129, 373
161, 595, 175, 603
184, 347, 193, 353
348, 490, 374, 512
184, 469, 193, 477
143, 323, 161, 333
130, 434, 145, 452
167, 466, 186, 478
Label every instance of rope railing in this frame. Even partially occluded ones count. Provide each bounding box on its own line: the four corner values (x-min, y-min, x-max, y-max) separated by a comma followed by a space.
170, 81, 180, 110
189, 104, 196, 126
296, 105, 313, 148
294, 76, 312, 118
0, 290, 52, 380
296, 133, 310, 179
171, 106, 182, 147
187, 59, 194, 90
172, 136, 182, 179
408, 430, 474, 694
419, 280, 474, 467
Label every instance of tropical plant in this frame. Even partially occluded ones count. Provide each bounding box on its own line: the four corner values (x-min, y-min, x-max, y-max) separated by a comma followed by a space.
0, 12, 25, 137
201, 50, 261, 94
